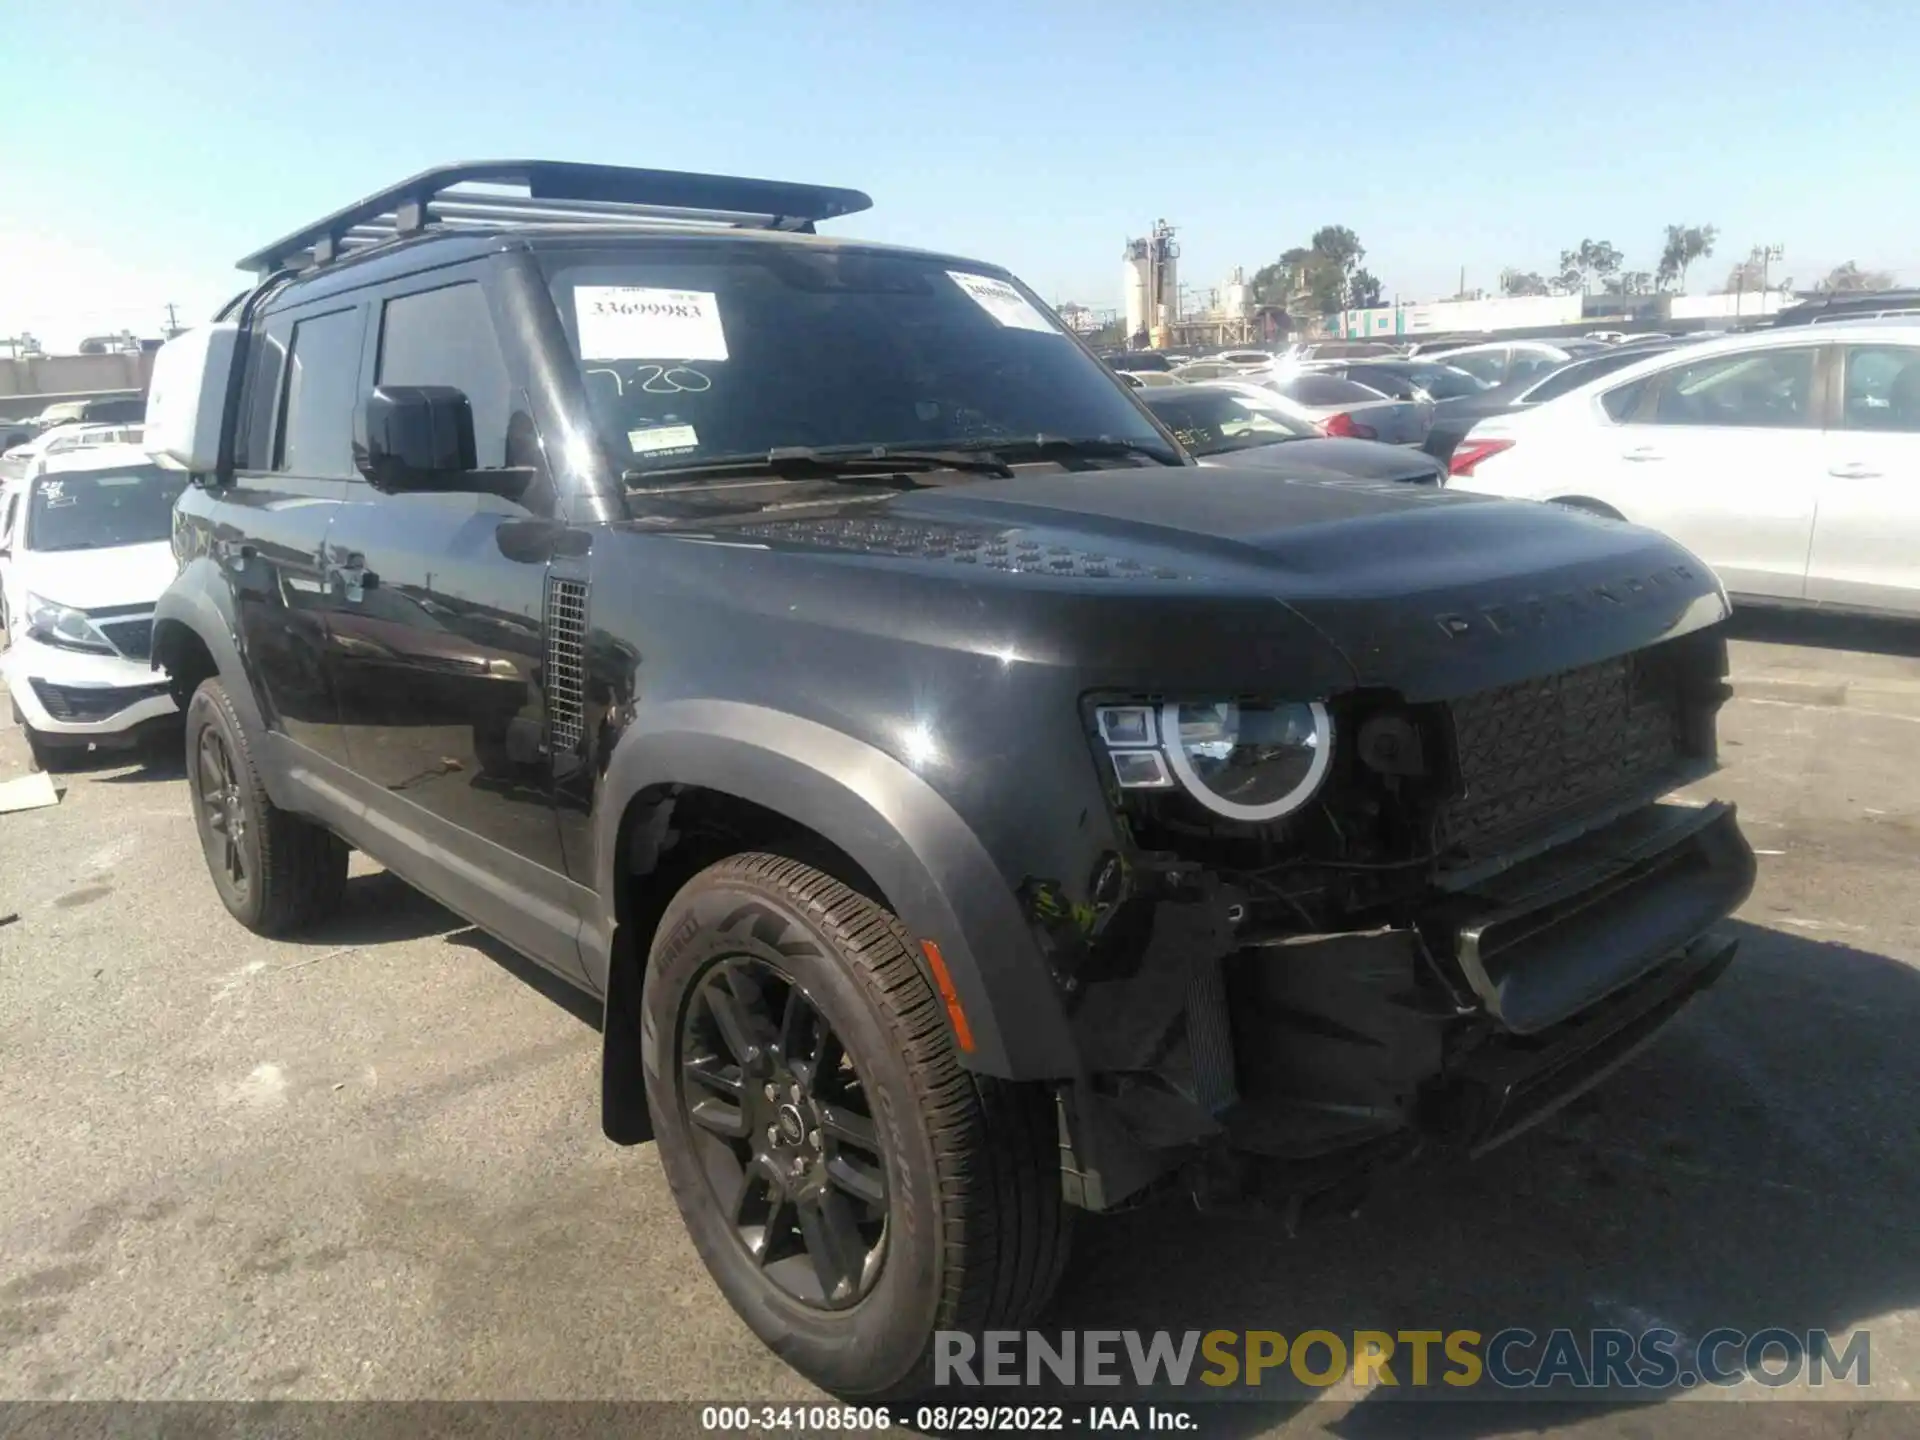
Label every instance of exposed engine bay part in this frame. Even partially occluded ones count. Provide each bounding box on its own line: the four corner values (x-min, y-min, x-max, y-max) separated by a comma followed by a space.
1053, 799, 1755, 1214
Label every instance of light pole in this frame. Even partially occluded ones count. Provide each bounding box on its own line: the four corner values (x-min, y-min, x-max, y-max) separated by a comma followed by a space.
1757, 243, 1784, 302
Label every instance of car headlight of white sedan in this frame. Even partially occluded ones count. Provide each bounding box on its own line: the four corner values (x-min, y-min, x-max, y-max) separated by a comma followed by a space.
23, 591, 113, 653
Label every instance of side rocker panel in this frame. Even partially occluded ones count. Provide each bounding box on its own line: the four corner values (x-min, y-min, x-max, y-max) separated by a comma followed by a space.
590, 699, 1078, 1083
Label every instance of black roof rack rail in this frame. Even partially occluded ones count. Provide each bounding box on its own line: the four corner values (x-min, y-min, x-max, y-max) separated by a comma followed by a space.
237, 160, 873, 275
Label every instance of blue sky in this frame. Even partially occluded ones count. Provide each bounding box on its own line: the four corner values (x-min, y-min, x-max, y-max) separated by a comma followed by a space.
6, 0, 1918, 347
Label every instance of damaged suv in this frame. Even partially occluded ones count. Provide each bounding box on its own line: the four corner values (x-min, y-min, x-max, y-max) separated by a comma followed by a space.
146, 162, 1755, 1398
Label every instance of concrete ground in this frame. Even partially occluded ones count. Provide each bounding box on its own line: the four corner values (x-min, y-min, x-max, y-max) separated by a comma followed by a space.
2, 607, 1918, 1437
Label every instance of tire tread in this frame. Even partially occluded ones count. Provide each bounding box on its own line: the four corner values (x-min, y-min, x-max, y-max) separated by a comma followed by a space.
686, 852, 1069, 1388
192, 679, 347, 936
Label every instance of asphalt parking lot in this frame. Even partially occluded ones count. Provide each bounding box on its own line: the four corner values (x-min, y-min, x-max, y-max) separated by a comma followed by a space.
3, 610, 1919, 1435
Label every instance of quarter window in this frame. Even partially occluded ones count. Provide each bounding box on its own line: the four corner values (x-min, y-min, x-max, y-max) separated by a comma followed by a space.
1647, 347, 1818, 428
1839, 345, 1920, 432
377, 282, 514, 468
1599, 376, 1654, 421
276, 308, 365, 476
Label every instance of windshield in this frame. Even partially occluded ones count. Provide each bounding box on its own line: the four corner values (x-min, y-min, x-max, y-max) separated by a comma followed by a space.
1141, 388, 1319, 455
24, 465, 186, 553
542, 246, 1172, 475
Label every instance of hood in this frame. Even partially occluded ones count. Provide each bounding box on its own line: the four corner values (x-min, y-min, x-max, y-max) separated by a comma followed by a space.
15, 540, 176, 611
626, 465, 1729, 703
1200, 438, 1442, 485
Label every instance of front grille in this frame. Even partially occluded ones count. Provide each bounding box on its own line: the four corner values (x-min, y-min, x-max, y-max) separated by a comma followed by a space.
544, 577, 588, 756
29, 679, 171, 722
96, 617, 153, 661
1439, 650, 1690, 860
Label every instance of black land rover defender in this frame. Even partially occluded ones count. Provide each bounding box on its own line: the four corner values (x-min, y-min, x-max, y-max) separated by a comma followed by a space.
147, 162, 1755, 1397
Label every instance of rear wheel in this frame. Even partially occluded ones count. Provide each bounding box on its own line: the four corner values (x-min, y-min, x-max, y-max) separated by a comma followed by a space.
185, 678, 347, 935
643, 853, 1070, 1398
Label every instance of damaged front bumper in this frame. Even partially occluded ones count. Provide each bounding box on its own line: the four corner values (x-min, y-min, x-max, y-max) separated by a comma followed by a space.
1058, 800, 1756, 1212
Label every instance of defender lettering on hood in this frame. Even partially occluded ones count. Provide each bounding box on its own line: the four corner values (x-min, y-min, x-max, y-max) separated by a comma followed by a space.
1436, 561, 1706, 640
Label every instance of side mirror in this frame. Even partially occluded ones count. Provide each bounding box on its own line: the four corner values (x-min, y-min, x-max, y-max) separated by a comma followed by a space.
357, 386, 478, 492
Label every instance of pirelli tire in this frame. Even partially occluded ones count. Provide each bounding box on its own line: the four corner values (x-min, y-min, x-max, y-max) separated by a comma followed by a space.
642, 852, 1071, 1398
185, 678, 348, 937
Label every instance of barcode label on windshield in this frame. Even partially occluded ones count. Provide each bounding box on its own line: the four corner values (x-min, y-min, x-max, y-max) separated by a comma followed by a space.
947, 272, 1059, 334
576, 287, 730, 361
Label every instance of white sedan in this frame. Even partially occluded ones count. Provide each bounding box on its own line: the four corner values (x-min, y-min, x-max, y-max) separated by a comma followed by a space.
1446, 321, 1920, 616
1, 444, 186, 768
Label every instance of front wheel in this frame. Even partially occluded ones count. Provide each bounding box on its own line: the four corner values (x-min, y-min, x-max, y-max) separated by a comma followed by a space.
185, 678, 347, 935
643, 854, 1070, 1398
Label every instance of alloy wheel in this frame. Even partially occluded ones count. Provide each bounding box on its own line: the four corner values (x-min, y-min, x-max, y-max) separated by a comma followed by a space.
679, 956, 890, 1309
196, 727, 248, 893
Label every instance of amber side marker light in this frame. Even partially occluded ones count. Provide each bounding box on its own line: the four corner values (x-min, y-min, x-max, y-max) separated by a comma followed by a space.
919, 940, 977, 1053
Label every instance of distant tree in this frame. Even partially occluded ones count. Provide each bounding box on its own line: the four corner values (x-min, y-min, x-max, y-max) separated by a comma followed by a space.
1254, 228, 1373, 316
1588, 241, 1625, 286
1815, 261, 1898, 293
1309, 225, 1364, 279
1719, 258, 1769, 293
1556, 239, 1625, 295
1611, 270, 1656, 296
1250, 245, 1319, 310
1656, 224, 1718, 292
1248, 259, 1290, 307
1499, 268, 1551, 297
1309, 226, 1367, 311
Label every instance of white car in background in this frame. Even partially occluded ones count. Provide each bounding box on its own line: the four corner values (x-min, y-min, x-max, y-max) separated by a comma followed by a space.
0, 444, 186, 769
0, 421, 145, 488
1446, 321, 1920, 616
1419, 338, 1608, 387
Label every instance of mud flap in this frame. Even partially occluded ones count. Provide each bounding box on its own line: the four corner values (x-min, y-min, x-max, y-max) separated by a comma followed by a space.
601, 924, 654, 1145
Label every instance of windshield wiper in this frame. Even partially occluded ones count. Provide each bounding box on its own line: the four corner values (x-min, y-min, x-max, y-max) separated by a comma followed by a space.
628, 446, 1014, 486
976, 436, 1181, 467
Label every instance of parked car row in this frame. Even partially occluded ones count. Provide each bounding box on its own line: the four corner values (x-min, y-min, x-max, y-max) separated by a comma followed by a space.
1447, 321, 1920, 617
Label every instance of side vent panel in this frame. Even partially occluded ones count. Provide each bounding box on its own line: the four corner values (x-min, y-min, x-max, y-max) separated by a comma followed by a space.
545, 576, 588, 758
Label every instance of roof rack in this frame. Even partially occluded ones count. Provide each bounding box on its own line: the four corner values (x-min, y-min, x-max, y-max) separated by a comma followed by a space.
237, 160, 873, 275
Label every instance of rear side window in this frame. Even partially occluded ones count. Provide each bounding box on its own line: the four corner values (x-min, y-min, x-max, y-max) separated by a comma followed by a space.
377, 282, 514, 468
1507, 350, 1561, 384
1525, 351, 1644, 404
1345, 365, 1418, 399
1441, 349, 1507, 384
1275, 374, 1385, 406
1839, 345, 1920, 431
276, 308, 365, 476
1647, 347, 1818, 429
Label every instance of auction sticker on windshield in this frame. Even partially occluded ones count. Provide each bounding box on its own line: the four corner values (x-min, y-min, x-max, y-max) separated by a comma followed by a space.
576, 287, 730, 361
947, 271, 1059, 334
628, 424, 700, 458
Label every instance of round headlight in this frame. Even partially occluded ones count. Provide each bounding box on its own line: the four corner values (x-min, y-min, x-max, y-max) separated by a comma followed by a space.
1160, 699, 1332, 821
